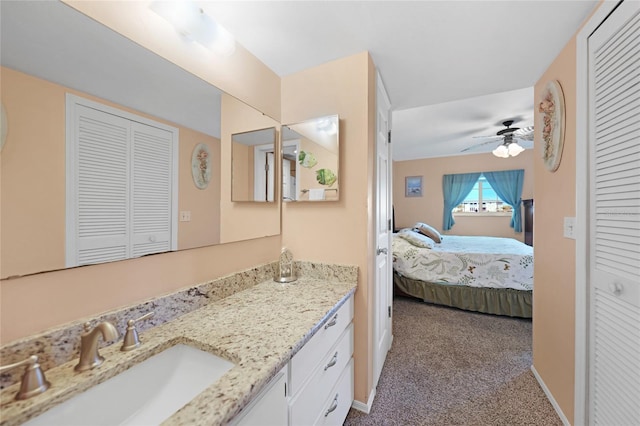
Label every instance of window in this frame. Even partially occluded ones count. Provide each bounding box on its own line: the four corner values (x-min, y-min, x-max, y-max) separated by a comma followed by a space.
452, 175, 512, 214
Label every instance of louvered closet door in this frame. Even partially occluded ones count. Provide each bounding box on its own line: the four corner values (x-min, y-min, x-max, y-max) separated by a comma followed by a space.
131, 123, 173, 257
588, 2, 640, 425
74, 105, 130, 266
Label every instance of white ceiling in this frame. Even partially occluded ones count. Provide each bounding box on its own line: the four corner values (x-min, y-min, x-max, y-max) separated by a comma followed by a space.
201, 0, 598, 159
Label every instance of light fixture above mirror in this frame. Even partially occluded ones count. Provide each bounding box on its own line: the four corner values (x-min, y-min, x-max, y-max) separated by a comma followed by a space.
149, 0, 236, 56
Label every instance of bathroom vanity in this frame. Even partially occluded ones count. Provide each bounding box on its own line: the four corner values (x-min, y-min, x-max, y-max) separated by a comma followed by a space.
0, 263, 356, 426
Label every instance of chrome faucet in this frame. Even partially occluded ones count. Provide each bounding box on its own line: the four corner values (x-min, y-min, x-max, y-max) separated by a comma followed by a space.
74, 321, 119, 372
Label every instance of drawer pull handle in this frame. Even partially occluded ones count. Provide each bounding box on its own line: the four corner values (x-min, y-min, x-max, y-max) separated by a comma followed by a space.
324, 352, 338, 371
324, 393, 339, 417
324, 314, 338, 329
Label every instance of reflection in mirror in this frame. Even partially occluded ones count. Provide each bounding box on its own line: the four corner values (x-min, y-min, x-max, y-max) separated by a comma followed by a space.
231, 128, 277, 202
282, 115, 339, 202
0, 1, 279, 279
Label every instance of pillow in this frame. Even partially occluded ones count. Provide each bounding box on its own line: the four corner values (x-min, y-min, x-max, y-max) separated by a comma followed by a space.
397, 228, 435, 249
413, 222, 442, 243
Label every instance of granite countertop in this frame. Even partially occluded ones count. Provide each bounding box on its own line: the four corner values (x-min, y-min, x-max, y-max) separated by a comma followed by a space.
0, 276, 356, 425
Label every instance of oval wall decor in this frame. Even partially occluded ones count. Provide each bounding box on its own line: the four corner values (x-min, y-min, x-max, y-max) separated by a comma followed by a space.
538, 80, 566, 172
191, 143, 211, 189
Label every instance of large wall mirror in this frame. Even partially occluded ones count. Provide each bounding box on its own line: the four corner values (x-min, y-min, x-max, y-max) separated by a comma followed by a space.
282, 115, 339, 202
0, 1, 280, 279
231, 127, 277, 202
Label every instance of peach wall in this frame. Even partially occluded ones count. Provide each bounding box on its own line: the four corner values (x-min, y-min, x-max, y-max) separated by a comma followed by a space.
1, 67, 66, 277
281, 52, 375, 405
231, 142, 251, 201
177, 127, 221, 251
393, 150, 534, 241
1, 6, 283, 344
532, 37, 578, 423
220, 94, 280, 243
0, 67, 222, 278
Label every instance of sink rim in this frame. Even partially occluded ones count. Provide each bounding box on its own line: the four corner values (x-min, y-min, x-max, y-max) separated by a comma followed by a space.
11, 337, 238, 425
21, 340, 237, 425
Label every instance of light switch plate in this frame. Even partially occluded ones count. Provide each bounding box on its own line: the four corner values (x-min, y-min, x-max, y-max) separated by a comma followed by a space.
564, 217, 576, 239
180, 211, 191, 222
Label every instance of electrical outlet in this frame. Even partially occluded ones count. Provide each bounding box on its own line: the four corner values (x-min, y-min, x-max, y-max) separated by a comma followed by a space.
180, 211, 191, 222
564, 217, 576, 239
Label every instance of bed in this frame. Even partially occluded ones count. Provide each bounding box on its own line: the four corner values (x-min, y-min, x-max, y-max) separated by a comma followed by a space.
392, 228, 534, 318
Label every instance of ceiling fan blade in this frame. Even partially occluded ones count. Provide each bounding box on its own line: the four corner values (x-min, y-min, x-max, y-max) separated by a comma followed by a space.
513, 126, 534, 141
472, 135, 502, 140
461, 138, 502, 152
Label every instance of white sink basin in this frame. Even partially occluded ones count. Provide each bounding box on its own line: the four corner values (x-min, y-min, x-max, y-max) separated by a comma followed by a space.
25, 344, 235, 426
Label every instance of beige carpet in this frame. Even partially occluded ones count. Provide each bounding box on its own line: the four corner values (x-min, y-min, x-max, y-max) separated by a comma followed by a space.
344, 297, 562, 426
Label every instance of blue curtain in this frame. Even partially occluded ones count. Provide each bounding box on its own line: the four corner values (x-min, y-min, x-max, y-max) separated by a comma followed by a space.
483, 169, 525, 232
442, 172, 481, 230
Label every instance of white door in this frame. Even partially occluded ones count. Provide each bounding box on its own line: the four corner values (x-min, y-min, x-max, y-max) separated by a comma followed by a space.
588, 2, 640, 424
282, 158, 292, 200
373, 72, 393, 388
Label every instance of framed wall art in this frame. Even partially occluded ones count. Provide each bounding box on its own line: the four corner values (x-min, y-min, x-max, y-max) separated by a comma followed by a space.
405, 176, 423, 197
538, 80, 566, 172
191, 143, 211, 189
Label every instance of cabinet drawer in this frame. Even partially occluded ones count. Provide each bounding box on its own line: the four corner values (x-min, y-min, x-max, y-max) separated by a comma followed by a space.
290, 296, 353, 394
289, 324, 353, 426
315, 358, 354, 426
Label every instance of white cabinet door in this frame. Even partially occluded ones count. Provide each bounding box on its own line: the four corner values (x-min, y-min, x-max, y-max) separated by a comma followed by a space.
231, 369, 287, 426
588, 2, 640, 424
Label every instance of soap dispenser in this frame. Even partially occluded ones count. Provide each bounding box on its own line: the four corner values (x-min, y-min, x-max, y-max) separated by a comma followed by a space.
275, 247, 297, 283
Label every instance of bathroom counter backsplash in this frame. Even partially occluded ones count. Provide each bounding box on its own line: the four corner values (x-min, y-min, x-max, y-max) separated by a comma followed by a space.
0, 262, 358, 425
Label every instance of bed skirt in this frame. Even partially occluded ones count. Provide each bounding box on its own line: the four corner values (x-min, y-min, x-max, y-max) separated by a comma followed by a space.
393, 273, 532, 318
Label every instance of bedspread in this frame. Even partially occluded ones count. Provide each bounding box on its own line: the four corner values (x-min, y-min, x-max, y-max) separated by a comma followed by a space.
392, 235, 534, 291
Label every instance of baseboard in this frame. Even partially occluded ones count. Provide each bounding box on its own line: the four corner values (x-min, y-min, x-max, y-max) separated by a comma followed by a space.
531, 365, 570, 426
351, 387, 376, 414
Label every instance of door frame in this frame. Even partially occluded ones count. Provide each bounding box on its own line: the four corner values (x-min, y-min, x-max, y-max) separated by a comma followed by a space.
253, 143, 275, 201
282, 140, 301, 201
574, 2, 621, 424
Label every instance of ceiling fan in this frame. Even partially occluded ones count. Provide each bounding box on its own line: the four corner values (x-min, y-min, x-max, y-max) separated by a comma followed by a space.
462, 120, 534, 157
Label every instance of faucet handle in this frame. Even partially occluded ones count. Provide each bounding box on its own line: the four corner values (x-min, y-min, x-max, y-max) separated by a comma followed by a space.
0, 355, 50, 400
121, 311, 154, 351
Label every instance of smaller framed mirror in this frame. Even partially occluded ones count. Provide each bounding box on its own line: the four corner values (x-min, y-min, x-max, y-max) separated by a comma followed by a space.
282, 115, 339, 202
231, 127, 277, 202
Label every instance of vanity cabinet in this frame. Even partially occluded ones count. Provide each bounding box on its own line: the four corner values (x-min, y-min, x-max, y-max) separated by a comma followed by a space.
231, 367, 288, 426
288, 296, 354, 426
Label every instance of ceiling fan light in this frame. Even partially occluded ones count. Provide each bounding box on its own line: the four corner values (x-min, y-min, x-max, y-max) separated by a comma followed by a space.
508, 142, 525, 156
492, 144, 509, 158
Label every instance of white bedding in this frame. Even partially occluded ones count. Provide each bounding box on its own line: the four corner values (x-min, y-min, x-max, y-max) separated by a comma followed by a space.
392, 235, 534, 291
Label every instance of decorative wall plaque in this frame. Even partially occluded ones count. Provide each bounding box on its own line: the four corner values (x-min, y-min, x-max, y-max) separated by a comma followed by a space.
538, 80, 566, 172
